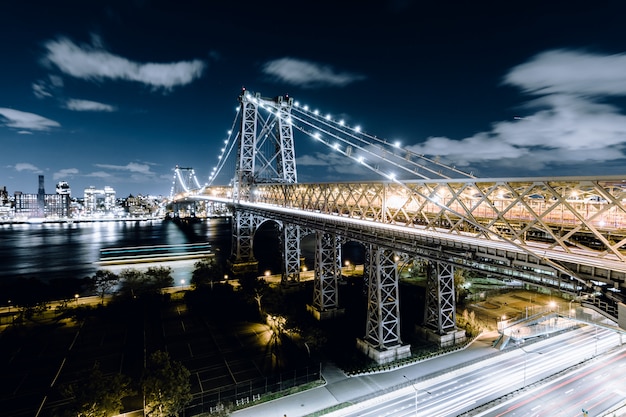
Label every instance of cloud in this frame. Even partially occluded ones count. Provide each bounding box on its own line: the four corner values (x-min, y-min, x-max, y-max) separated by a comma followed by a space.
408, 49, 626, 175
262, 58, 366, 88
297, 151, 369, 177
53, 168, 79, 180
503, 49, 626, 96
65, 99, 116, 112
14, 163, 42, 173
94, 162, 154, 174
0, 108, 60, 131
42, 37, 206, 90
32, 75, 64, 99
86, 171, 112, 178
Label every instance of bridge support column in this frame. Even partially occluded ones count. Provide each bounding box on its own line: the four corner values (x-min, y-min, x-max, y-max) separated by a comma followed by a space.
307, 232, 343, 320
281, 223, 301, 284
228, 209, 259, 277
420, 261, 466, 347
357, 245, 411, 364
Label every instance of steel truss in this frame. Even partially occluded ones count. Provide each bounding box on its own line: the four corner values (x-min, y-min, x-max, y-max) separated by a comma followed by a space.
424, 261, 456, 334
231, 209, 262, 263
312, 232, 341, 311
226, 177, 626, 288
364, 246, 402, 349
234, 92, 258, 202
282, 223, 302, 284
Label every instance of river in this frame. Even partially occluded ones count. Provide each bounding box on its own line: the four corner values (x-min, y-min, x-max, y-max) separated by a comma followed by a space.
0, 218, 234, 283
0, 217, 365, 285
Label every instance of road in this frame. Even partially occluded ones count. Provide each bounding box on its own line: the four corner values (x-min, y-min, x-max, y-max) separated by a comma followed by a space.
234, 325, 625, 417
477, 349, 626, 417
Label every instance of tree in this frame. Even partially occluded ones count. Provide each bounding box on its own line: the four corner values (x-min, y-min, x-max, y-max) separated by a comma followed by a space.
144, 266, 174, 291
117, 268, 147, 298
191, 257, 223, 288
59, 363, 134, 417
90, 270, 120, 304
143, 351, 192, 417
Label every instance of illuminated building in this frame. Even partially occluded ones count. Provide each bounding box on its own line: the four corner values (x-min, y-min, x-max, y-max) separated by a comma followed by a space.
83, 186, 116, 214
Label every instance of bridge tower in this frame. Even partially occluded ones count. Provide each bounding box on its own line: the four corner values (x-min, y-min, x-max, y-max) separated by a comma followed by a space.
170, 166, 200, 217
230, 90, 302, 280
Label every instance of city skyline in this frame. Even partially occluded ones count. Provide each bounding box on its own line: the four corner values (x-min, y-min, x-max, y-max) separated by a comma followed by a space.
3, 1, 626, 196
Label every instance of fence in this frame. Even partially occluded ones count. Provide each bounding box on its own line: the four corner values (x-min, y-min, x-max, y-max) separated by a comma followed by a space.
184, 364, 322, 415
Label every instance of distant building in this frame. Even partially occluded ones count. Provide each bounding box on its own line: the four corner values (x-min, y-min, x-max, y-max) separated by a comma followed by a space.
56, 181, 71, 196
84, 186, 116, 214
13, 176, 71, 219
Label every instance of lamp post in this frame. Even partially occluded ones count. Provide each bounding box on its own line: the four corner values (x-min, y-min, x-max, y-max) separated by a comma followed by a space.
74, 293, 79, 306
518, 344, 542, 386
402, 375, 430, 415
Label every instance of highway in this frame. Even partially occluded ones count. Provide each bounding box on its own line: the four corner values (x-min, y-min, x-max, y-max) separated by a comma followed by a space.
477, 349, 626, 417
321, 326, 624, 417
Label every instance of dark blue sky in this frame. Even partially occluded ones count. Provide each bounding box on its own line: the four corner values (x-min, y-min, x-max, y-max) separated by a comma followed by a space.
2, 0, 626, 197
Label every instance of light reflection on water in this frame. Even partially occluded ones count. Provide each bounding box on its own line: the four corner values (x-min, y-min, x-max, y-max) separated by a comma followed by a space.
0, 219, 232, 282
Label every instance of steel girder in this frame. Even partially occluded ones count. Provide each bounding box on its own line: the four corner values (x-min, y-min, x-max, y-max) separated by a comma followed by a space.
424, 262, 456, 334
282, 223, 302, 284
312, 231, 341, 311
234, 92, 258, 202
247, 178, 626, 261
231, 209, 262, 263
205, 177, 626, 288
364, 246, 402, 349
275, 96, 297, 184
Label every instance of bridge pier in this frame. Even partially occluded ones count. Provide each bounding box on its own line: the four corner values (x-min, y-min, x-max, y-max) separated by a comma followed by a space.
281, 224, 302, 284
357, 245, 411, 364
307, 232, 344, 320
229, 209, 259, 277
420, 261, 466, 347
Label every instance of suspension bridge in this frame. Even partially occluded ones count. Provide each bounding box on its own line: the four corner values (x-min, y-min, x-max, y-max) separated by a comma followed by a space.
169, 88, 626, 363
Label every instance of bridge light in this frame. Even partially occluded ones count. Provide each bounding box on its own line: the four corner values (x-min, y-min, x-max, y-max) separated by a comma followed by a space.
313, 109, 319, 115
339, 119, 345, 126
325, 114, 331, 120
355, 125, 361, 132
303, 105, 309, 111
394, 140, 401, 148
224, 139, 229, 144
333, 143, 340, 150
218, 155, 222, 159
357, 156, 364, 163
313, 132, 321, 140
294, 101, 300, 107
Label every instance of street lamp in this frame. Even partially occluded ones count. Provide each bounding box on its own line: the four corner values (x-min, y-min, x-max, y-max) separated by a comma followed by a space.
180, 279, 185, 290
518, 344, 542, 386
74, 294, 79, 306
402, 375, 430, 415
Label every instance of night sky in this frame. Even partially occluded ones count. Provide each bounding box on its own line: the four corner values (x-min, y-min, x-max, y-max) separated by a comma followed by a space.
2, 0, 626, 197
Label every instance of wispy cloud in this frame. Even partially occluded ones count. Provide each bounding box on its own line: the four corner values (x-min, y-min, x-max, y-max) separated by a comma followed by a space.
65, 99, 116, 112
407, 49, 626, 175
94, 162, 154, 174
32, 75, 64, 99
0, 108, 60, 131
53, 168, 79, 180
14, 163, 42, 173
262, 58, 366, 88
42, 36, 206, 90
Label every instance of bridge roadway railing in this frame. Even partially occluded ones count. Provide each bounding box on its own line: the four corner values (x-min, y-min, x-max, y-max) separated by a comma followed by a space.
189, 177, 626, 294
